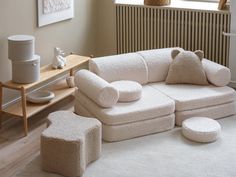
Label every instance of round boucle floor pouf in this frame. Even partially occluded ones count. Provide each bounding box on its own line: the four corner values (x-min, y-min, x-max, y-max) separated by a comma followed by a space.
182, 117, 221, 143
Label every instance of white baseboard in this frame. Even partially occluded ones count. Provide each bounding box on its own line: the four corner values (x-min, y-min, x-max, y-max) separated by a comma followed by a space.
229, 81, 236, 88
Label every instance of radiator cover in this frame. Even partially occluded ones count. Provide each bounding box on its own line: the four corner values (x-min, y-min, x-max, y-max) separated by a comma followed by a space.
116, 5, 231, 66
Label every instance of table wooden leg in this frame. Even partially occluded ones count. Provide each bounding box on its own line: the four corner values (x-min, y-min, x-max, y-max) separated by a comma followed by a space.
0, 82, 3, 129
70, 69, 73, 76
21, 87, 28, 136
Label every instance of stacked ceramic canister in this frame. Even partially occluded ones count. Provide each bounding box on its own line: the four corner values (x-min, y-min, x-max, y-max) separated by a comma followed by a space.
8, 35, 40, 84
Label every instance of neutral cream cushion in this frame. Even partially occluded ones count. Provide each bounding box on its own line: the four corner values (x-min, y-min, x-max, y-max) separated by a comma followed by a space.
75, 85, 175, 126
74, 69, 119, 108
175, 101, 236, 126
166, 50, 208, 85
102, 114, 175, 142
89, 53, 148, 84
137, 47, 184, 82
202, 59, 231, 87
75, 102, 175, 142
149, 82, 236, 111
182, 117, 221, 143
110, 80, 142, 102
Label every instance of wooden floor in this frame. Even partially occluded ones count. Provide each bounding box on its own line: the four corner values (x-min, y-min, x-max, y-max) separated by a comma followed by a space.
0, 96, 75, 177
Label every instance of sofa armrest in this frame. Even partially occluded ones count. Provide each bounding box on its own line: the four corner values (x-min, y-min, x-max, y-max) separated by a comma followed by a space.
202, 59, 231, 87
74, 70, 119, 108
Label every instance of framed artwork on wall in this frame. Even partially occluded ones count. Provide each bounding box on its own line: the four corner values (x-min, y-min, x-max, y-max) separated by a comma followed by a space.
37, 0, 74, 27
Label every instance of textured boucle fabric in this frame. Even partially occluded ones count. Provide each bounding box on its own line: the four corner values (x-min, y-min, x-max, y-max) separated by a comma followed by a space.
175, 101, 236, 126
75, 102, 175, 142
165, 50, 209, 85
75, 85, 175, 126
102, 114, 175, 142
41, 111, 101, 177
137, 47, 184, 82
110, 80, 142, 102
202, 59, 231, 87
17, 115, 236, 177
72, 49, 236, 143
149, 82, 236, 111
182, 117, 221, 143
74, 69, 119, 108
89, 53, 148, 84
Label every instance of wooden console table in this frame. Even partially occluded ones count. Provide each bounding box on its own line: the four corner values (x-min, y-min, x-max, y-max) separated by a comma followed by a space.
0, 55, 90, 136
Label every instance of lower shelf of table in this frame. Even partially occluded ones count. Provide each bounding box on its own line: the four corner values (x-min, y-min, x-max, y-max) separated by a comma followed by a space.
2, 80, 75, 118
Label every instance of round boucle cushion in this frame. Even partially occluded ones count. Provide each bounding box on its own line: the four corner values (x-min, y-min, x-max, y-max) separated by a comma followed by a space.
110, 80, 142, 102
182, 117, 221, 143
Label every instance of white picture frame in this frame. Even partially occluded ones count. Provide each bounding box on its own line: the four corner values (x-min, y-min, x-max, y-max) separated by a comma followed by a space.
37, 0, 74, 27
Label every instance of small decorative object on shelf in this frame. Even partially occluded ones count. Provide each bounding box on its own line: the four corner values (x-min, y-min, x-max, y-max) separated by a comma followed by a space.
12, 55, 40, 84
52, 47, 67, 69
144, 0, 171, 6
66, 76, 75, 88
26, 91, 55, 104
8, 35, 35, 60
8, 35, 40, 84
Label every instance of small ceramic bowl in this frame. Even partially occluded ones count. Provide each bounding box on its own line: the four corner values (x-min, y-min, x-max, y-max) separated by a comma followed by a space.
26, 91, 55, 104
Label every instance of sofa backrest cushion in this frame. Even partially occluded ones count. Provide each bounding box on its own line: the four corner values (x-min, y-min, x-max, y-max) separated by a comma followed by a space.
137, 47, 184, 83
89, 53, 148, 84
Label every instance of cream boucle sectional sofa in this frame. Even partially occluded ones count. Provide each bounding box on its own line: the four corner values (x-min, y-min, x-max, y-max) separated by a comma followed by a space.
74, 48, 236, 142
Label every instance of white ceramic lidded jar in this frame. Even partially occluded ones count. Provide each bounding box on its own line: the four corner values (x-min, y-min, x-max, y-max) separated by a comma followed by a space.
8, 35, 35, 61
12, 55, 40, 84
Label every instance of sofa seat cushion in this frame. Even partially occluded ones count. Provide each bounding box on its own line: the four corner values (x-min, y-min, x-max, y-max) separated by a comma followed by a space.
110, 80, 142, 102
75, 85, 175, 126
149, 82, 236, 111
175, 101, 236, 126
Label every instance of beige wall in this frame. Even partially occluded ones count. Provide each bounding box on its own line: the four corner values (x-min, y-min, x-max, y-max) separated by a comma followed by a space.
0, 0, 102, 104
96, 0, 117, 56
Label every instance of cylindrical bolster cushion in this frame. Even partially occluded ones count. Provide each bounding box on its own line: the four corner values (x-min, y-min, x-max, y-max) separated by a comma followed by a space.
202, 59, 231, 87
74, 70, 119, 108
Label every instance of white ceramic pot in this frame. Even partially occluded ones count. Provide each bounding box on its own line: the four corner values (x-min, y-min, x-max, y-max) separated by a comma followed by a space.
12, 55, 40, 84
8, 35, 35, 61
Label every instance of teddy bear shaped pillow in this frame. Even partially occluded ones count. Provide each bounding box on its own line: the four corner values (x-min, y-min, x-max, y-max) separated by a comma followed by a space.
165, 49, 209, 85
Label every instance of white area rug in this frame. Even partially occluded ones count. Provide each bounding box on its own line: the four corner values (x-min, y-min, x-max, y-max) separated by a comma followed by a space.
17, 116, 236, 177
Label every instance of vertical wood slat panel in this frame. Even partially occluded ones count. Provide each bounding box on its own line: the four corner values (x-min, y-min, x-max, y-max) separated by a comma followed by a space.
128, 6, 132, 52
122, 6, 126, 53
226, 14, 231, 67
116, 5, 230, 66
157, 9, 160, 49
223, 14, 227, 66
202, 12, 206, 54
116, 6, 119, 54
154, 8, 157, 49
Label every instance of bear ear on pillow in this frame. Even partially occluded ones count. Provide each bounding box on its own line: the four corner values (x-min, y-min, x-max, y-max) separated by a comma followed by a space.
166, 49, 209, 85
194, 50, 204, 61
171, 49, 181, 59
